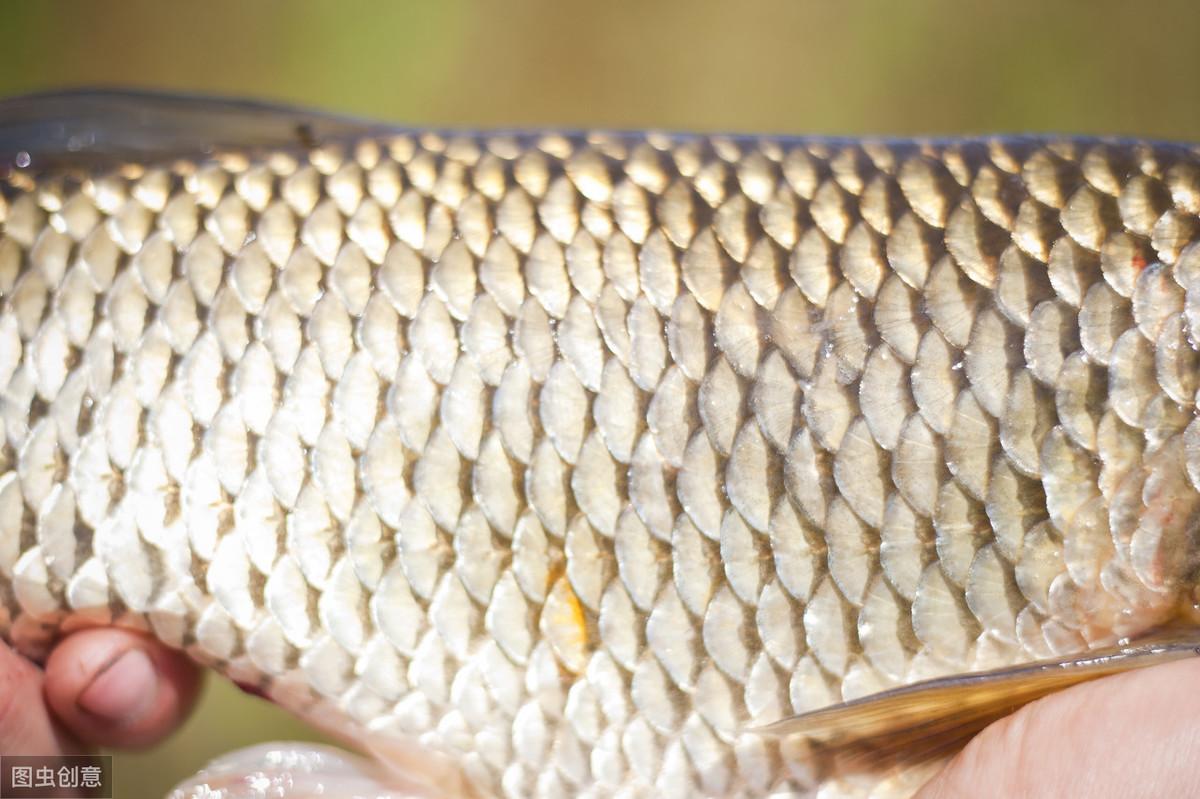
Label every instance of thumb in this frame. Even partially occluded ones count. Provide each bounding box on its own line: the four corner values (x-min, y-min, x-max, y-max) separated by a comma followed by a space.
917, 656, 1200, 798
43, 628, 203, 750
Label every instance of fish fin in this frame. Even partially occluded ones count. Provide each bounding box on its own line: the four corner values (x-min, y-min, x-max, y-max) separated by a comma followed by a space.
363, 726, 483, 799
759, 632, 1200, 775
166, 742, 458, 799
0, 88, 395, 171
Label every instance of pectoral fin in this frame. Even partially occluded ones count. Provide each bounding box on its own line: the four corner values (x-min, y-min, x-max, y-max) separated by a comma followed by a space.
167, 742, 464, 799
758, 634, 1200, 774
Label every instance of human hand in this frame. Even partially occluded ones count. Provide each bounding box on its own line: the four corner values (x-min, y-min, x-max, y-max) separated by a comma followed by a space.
918, 657, 1200, 798
0, 627, 202, 754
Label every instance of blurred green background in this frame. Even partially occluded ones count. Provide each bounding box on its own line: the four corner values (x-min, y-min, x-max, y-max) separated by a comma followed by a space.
3, 1, 1200, 138
1, 0, 1198, 796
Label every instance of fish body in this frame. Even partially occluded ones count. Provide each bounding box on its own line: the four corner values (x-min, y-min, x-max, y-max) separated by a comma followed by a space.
2, 91, 1200, 798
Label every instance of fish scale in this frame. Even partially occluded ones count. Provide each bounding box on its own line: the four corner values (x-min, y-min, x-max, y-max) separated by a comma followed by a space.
2, 95, 1200, 798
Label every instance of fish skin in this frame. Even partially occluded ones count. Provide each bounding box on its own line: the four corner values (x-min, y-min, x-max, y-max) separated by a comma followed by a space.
2, 93, 1200, 797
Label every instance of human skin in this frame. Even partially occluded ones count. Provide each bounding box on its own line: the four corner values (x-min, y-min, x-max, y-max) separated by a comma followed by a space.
0, 628, 202, 755
918, 657, 1200, 798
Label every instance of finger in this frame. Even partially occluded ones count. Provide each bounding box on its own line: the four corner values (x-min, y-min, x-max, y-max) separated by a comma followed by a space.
918, 656, 1200, 799
43, 628, 203, 750
0, 641, 77, 755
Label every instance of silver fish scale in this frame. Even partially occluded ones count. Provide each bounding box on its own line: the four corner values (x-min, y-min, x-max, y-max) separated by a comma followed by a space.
3, 132, 1200, 798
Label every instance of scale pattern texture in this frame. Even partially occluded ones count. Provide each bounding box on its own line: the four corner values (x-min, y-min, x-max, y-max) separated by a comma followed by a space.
3, 132, 1200, 798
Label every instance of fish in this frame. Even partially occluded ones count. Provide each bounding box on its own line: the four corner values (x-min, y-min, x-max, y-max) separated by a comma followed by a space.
2, 89, 1200, 798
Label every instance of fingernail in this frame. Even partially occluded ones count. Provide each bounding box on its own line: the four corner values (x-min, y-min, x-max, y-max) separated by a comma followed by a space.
77, 648, 158, 724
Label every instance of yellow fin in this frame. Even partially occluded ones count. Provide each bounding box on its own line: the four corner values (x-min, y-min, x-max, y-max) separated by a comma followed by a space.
759, 633, 1200, 774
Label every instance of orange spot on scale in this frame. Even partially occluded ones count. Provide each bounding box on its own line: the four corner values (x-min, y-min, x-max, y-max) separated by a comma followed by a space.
1131, 253, 1147, 273
541, 576, 591, 674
